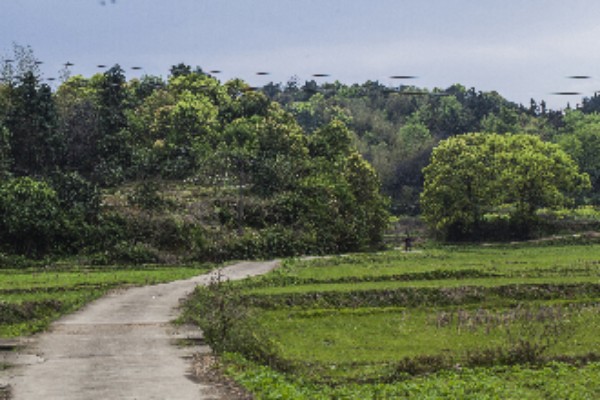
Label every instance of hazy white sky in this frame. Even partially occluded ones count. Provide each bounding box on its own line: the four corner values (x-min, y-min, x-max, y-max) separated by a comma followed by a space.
3, 0, 600, 108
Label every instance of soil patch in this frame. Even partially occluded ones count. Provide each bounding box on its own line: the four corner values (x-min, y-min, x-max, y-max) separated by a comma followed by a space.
193, 354, 253, 400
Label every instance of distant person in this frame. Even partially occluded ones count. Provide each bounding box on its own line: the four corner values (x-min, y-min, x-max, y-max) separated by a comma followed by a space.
404, 232, 413, 252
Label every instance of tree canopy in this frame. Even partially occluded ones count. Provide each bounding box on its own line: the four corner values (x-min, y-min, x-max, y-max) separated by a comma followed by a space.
421, 133, 590, 240
3, 43, 600, 258
0, 48, 391, 259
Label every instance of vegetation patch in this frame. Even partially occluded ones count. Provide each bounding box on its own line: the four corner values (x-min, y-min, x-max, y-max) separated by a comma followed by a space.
0, 263, 211, 337
183, 243, 600, 396
220, 353, 600, 400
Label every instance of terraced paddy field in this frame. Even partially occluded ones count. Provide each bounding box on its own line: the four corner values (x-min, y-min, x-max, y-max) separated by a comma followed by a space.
0, 263, 211, 337
186, 241, 600, 399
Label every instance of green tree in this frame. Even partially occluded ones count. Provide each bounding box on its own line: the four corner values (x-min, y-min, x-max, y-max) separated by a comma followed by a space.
342, 152, 390, 248
219, 116, 260, 234
0, 125, 11, 177
55, 75, 102, 175
251, 104, 308, 196
221, 79, 270, 123
308, 119, 353, 159
92, 65, 133, 185
302, 120, 389, 251
0, 177, 63, 256
127, 72, 224, 179
421, 133, 499, 239
3, 72, 63, 176
555, 110, 600, 200
500, 135, 589, 235
1, 43, 42, 86
421, 133, 589, 240
481, 105, 519, 134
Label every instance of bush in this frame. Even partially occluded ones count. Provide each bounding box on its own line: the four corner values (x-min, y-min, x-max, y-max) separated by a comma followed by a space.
184, 275, 293, 371
127, 180, 166, 211
49, 171, 100, 222
0, 177, 64, 256
108, 241, 160, 264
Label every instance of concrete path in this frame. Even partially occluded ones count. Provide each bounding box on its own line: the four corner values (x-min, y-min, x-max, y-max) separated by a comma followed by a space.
1, 260, 279, 400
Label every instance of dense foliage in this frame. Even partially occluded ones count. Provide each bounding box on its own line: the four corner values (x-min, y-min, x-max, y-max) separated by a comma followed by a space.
421, 133, 590, 240
260, 78, 600, 217
3, 44, 600, 256
0, 46, 389, 260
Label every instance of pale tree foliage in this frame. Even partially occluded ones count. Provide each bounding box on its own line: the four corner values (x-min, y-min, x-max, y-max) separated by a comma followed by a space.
555, 110, 600, 200
1, 43, 42, 86
421, 133, 590, 239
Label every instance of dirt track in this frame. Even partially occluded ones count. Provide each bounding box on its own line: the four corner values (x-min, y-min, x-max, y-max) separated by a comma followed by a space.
0, 260, 279, 400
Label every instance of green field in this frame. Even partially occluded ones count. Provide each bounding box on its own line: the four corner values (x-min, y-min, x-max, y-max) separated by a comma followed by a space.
0, 263, 211, 337
186, 241, 600, 398
223, 355, 600, 399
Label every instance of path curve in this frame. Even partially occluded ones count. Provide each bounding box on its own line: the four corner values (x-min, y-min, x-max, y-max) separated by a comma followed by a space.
2, 260, 279, 400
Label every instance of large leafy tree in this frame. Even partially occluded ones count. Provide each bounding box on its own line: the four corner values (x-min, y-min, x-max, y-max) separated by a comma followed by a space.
92, 65, 133, 185
250, 103, 308, 196
421, 133, 590, 240
4, 72, 63, 176
0, 125, 11, 177
299, 120, 389, 251
555, 110, 600, 200
127, 71, 225, 179
55, 75, 102, 175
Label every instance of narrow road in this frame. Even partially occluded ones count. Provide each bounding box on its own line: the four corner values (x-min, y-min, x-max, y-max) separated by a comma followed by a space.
1, 260, 279, 400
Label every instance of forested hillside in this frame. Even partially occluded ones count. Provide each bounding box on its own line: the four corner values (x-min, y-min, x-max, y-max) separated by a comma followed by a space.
0, 48, 389, 261
1, 45, 599, 259
263, 78, 600, 213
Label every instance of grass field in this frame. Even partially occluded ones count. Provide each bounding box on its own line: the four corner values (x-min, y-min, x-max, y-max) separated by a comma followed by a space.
0, 262, 211, 337
185, 241, 600, 398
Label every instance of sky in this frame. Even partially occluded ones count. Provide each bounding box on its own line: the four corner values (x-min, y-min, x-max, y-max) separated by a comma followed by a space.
3, 0, 600, 109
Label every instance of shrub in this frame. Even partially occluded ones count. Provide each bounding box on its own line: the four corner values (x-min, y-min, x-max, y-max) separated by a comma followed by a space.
127, 180, 165, 211
108, 241, 160, 264
185, 273, 292, 371
0, 177, 64, 257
